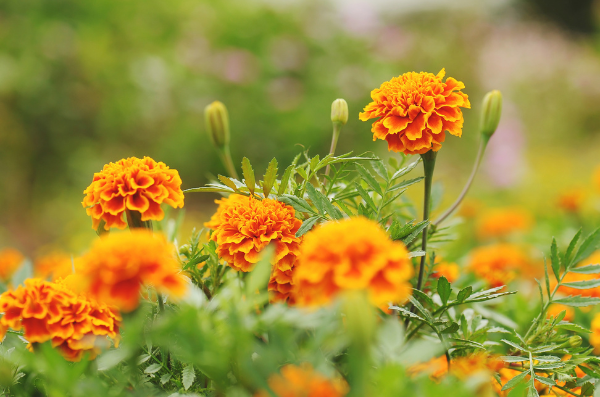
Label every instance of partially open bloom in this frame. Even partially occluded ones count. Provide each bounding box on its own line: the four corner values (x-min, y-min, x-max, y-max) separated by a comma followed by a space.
82, 156, 184, 231
293, 217, 412, 307
0, 277, 121, 361
75, 230, 187, 312
254, 364, 348, 397
34, 252, 73, 281
0, 248, 24, 282
205, 195, 302, 303
556, 189, 585, 213
359, 69, 470, 155
476, 207, 532, 240
468, 244, 530, 288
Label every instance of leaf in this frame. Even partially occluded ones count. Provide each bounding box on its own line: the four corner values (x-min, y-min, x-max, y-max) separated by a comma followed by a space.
278, 195, 316, 214
389, 305, 425, 322
543, 260, 551, 298
448, 338, 486, 349
555, 322, 592, 333
408, 296, 433, 323
464, 291, 516, 303
182, 365, 196, 391
570, 264, 600, 274
456, 286, 473, 303
388, 177, 424, 192
469, 286, 505, 299
437, 276, 451, 305
564, 229, 582, 266
371, 159, 389, 182
501, 339, 527, 352
581, 382, 595, 396
573, 227, 600, 266
501, 369, 529, 391
296, 216, 320, 237
561, 279, 600, 289
412, 289, 434, 307
262, 158, 279, 197
241, 157, 256, 196
553, 296, 600, 307
137, 354, 151, 365
217, 175, 240, 192
401, 221, 430, 246
144, 363, 162, 374
184, 186, 235, 194
500, 356, 530, 363
533, 363, 565, 370
354, 183, 377, 212
533, 375, 556, 387
550, 238, 561, 280
441, 322, 459, 334
160, 373, 172, 385
408, 250, 426, 258
355, 164, 383, 196
306, 183, 343, 220
391, 160, 420, 181
305, 183, 325, 214
278, 165, 294, 196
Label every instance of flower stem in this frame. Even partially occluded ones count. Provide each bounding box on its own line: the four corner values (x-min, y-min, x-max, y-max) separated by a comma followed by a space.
218, 146, 239, 180
416, 150, 437, 292
324, 122, 342, 178
434, 137, 488, 226
126, 209, 153, 230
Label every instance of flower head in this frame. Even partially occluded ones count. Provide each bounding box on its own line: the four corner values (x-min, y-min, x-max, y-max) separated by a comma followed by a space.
0, 248, 24, 282
0, 277, 121, 361
359, 69, 470, 155
293, 217, 412, 307
34, 252, 73, 281
254, 364, 348, 397
557, 189, 585, 213
476, 207, 532, 240
75, 230, 187, 312
82, 156, 184, 231
468, 244, 530, 288
431, 259, 460, 283
205, 195, 302, 303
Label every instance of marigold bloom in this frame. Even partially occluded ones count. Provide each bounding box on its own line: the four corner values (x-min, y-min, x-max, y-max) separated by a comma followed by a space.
75, 230, 187, 312
293, 217, 413, 307
82, 156, 184, 231
254, 364, 348, 397
554, 251, 600, 299
468, 244, 530, 288
0, 248, 24, 282
34, 252, 73, 281
359, 69, 470, 155
556, 189, 585, 213
431, 257, 460, 283
546, 303, 574, 322
0, 277, 121, 361
476, 207, 532, 240
205, 195, 302, 303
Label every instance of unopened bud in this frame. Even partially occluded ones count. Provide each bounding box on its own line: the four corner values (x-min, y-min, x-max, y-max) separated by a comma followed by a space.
569, 335, 582, 348
204, 101, 230, 149
480, 90, 502, 140
331, 98, 348, 125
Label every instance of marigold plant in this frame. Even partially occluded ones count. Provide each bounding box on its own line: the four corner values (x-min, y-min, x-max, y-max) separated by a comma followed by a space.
359, 69, 470, 155
468, 243, 531, 288
293, 217, 412, 307
254, 364, 348, 397
0, 248, 24, 282
75, 230, 187, 312
82, 156, 184, 231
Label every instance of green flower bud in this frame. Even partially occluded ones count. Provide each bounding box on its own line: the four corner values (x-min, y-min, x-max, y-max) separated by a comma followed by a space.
569, 335, 582, 348
204, 101, 230, 149
331, 98, 348, 125
480, 90, 502, 140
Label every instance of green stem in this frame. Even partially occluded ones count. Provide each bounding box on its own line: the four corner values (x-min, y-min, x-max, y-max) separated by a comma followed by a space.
218, 146, 239, 180
126, 209, 153, 230
324, 122, 342, 180
434, 137, 488, 226
416, 151, 437, 292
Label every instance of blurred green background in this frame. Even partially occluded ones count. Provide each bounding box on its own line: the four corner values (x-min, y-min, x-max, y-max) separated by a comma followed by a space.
1, 0, 600, 254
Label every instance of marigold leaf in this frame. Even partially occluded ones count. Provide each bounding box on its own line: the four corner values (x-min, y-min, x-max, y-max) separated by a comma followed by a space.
278, 195, 316, 215
160, 373, 172, 385
533, 375, 556, 387
550, 238, 561, 280
388, 177, 424, 192
184, 186, 235, 194
561, 279, 600, 289
389, 305, 425, 322
262, 158, 278, 198
552, 296, 600, 307
182, 365, 195, 391
371, 159, 389, 182
564, 229, 582, 266
437, 276, 451, 306
448, 338, 486, 349
354, 183, 377, 213
463, 291, 516, 303
408, 296, 433, 323
296, 216, 320, 237
533, 363, 564, 370
501, 339, 527, 352
411, 289, 434, 307
144, 363, 162, 374
581, 382, 595, 396
277, 165, 295, 196
355, 164, 383, 196
573, 227, 600, 267
500, 356, 530, 363
441, 322, 459, 334
217, 175, 240, 192
391, 159, 421, 181
555, 321, 592, 333
241, 157, 256, 196
570, 264, 600, 274
137, 354, 151, 365
456, 286, 473, 303
305, 183, 325, 215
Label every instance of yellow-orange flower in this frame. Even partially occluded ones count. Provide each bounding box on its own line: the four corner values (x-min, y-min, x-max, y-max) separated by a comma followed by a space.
593, 165, 600, 192
293, 217, 413, 307
476, 207, 532, 240
205, 195, 302, 303
359, 69, 470, 155
254, 364, 348, 397
556, 189, 585, 213
75, 230, 187, 312
431, 257, 460, 283
82, 156, 184, 231
468, 244, 530, 288
0, 248, 24, 282
546, 304, 574, 322
34, 252, 73, 281
0, 277, 121, 361
590, 313, 600, 354
554, 251, 600, 299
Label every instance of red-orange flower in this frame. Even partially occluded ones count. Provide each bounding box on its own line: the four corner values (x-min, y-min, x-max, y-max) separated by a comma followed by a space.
468, 244, 531, 288
293, 217, 413, 307
75, 230, 187, 312
205, 195, 302, 303
0, 277, 121, 361
359, 69, 470, 155
557, 189, 585, 213
0, 248, 24, 282
82, 156, 184, 231
254, 364, 348, 397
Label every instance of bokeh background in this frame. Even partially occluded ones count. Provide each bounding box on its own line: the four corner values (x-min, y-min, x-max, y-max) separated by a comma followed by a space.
2, 0, 600, 255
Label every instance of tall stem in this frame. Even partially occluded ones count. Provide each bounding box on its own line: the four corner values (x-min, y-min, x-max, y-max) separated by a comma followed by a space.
218, 146, 239, 180
324, 123, 342, 178
434, 138, 488, 226
126, 209, 153, 230
416, 151, 437, 292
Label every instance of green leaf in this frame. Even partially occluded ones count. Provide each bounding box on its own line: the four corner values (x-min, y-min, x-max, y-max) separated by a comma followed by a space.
160, 373, 172, 385
456, 286, 473, 303
137, 354, 151, 365
561, 279, 600, 289
448, 338, 486, 349
437, 276, 451, 305
533, 375, 556, 387
441, 322, 459, 334
305, 183, 325, 214
463, 291, 516, 303
573, 227, 600, 266
371, 159, 389, 182
500, 356, 530, 363
555, 322, 592, 333
278, 165, 294, 196
501, 339, 527, 352
388, 177, 424, 192
581, 382, 595, 396
354, 183, 377, 212
391, 159, 420, 180
355, 164, 383, 196
184, 186, 235, 194
241, 157, 256, 196
550, 238, 561, 280
389, 305, 425, 322
408, 296, 433, 323
570, 264, 600, 274
144, 363, 162, 374
262, 158, 279, 197
533, 363, 564, 370
296, 216, 320, 237
412, 289, 434, 307
217, 175, 240, 192
278, 195, 316, 214
500, 370, 529, 391
182, 365, 196, 391
553, 296, 600, 307
564, 229, 582, 266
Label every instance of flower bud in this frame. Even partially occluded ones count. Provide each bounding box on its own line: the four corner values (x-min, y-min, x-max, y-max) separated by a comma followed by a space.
204, 101, 230, 149
480, 90, 502, 140
331, 98, 348, 125
569, 335, 582, 348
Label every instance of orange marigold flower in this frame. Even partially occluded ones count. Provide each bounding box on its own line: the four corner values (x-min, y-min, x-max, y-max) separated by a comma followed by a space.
590, 313, 600, 354
431, 257, 460, 283
476, 207, 532, 240
468, 244, 530, 288
0, 277, 121, 361
554, 251, 600, 299
75, 230, 187, 312
34, 252, 73, 281
205, 195, 302, 303
359, 69, 470, 155
293, 217, 413, 307
254, 364, 348, 397
556, 189, 585, 213
546, 303, 574, 322
0, 248, 24, 282
82, 156, 184, 231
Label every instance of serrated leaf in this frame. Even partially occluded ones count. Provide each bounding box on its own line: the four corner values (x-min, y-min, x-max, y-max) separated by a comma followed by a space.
448, 338, 486, 349
388, 177, 424, 192
573, 227, 600, 266
564, 229, 582, 266
184, 186, 235, 194
355, 164, 383, 196
371, 159, 388, 182
296, 216, 320, 237
160, 373, 172, 385
277, 165, 294, 196
581, 382, 594, 396
561, 279, 600, 289
144, 363, 162, 374
391, 160, 420, 181
501, 339, 527, 352
242, 157, 256, 196
456, 286, 473, 303
217, 175, 239, 192
570, 264, 600, 274
551, 238, 560, 280
305, 183, 325, 214
553, 296, 600, 307
355, 183, 377, 212
412, 289, 434, 307
533, 375, 556, 387
278, 195, 316, 214
408, 296, 433, 322
469, 286, 505, 299
182, 365, 195, 391
137, 354, 151, 365
501, 368, 529, 391
441, 322, 459, 334
500, 356, 530, 363
401, 221, 430, 246
463, 291, 516, 303
437, 276, 451, 305
555, 322, 592, 333
533, 363, 565, 370
262, 158, 278, 197
389, 305, 425, 322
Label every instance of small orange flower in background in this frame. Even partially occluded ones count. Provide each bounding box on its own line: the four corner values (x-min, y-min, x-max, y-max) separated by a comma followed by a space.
555, 251, 600, 299
75, 230, 187, 312
359, 69, 470, 155
556, 189, 585, 213
593, 165, 600, 192
34, 252, 73, 281
431, 257, 460, 283
468, 244, 531, 288
293, 217, 413, 307
205, 195, 302, 303
546, 303, 574, 322
82, 156, 184, 231
476, 207, 532, 240
0, 277, 121, 361
589, 312, 600, 354
254, 363, 348, 397
0, 248, 24, 282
